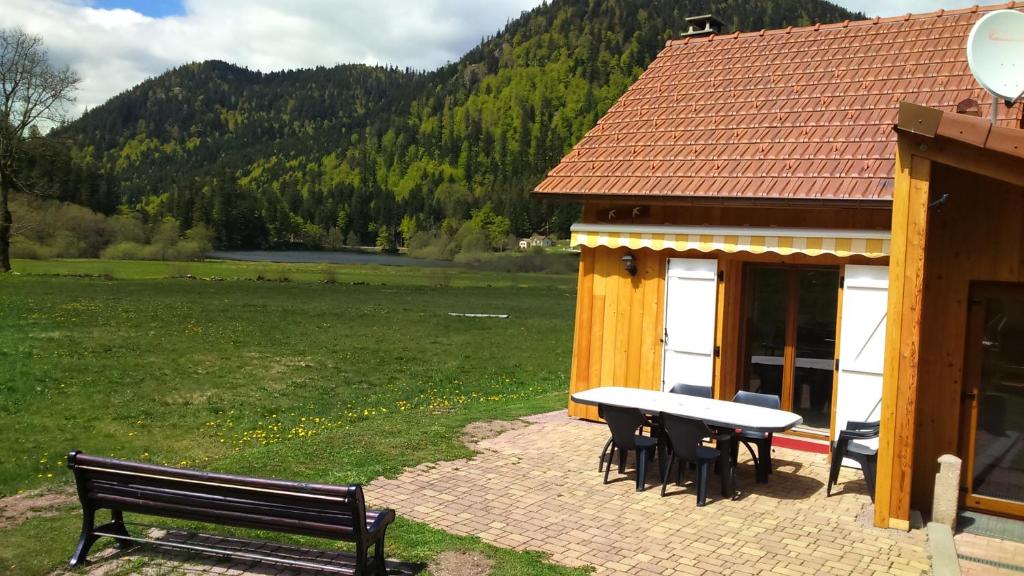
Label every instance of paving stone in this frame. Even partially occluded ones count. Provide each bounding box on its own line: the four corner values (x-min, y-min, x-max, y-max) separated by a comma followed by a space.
58, 411, 953, 575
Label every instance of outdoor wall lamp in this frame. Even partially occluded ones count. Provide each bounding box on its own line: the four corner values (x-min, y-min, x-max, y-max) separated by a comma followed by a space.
622, 252, 637, 276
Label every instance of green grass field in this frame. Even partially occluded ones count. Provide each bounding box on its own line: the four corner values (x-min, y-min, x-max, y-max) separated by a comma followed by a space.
0, 258, 586, 575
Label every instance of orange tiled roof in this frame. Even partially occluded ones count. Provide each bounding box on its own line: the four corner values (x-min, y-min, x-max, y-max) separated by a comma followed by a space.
534, 3, 1024, 202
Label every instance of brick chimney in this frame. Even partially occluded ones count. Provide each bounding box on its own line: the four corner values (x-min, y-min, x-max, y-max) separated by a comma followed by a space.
682, 15, 725, 38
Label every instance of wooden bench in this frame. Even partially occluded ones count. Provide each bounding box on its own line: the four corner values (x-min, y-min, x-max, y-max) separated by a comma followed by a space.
66, 450, 395, 575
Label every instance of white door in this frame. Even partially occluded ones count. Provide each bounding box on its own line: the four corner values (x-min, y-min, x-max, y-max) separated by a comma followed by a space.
834, 265, 889, 465
662, 258, 719, 392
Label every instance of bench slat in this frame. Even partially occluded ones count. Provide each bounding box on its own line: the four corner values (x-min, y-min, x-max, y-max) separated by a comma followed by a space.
84, 473, 353, 512
87, 482, 363, 529
73, 454, 353, 498
78, 465, 354, 504
91, 493, 357, 539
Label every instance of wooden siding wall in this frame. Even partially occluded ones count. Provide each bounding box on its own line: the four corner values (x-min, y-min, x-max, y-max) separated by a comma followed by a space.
912, 164, 1024, 511
569, 246, 666, 419
568, 201, 893, 420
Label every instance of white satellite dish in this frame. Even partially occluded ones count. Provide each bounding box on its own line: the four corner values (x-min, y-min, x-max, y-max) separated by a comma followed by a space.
967, 9, 1024, 104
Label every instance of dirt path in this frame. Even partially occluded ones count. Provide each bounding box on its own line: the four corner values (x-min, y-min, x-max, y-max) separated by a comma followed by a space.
0, 486, 76, 530
459, 419, 529, 450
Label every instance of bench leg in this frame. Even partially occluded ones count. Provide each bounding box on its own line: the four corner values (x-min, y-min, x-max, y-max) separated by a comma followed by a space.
356, 542, 367, 575
103, 510, 133, 549
69, 507, 98, 567
374, 528, 388, 576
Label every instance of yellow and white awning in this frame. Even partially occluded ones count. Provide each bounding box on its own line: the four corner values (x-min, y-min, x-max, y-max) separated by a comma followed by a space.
570, 223, 890, 258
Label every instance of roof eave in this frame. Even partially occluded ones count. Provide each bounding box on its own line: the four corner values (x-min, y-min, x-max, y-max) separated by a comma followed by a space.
530, 191, 893, 209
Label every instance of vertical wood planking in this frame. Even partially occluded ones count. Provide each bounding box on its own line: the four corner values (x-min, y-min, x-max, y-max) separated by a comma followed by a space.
781, 270, 800, 412
876, 141, 914, 528
568, 248, 596, 419
638, 251, 664, 390
614, 252, 635, 387
877, 149, 931, 529
571, 247, 671, 418
719, 259, 744, 400
569, 201, 903, 426
587, 248, 608, 419
713, 260, 727, 399
829, 265, 845, 446
712, 259, 742, 399
599, 249, 621, 387
891, 155, 931, 526
653, 255, 668, 389
910, 166, 1024, 511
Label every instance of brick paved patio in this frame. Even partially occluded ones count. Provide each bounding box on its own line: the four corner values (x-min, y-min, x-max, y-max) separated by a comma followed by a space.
68, 410, 938, 576
956, 531, 1024, 576
367, 411, 931, 576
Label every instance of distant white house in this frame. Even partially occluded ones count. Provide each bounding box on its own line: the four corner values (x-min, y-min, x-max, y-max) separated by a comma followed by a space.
519, 234, 552, 250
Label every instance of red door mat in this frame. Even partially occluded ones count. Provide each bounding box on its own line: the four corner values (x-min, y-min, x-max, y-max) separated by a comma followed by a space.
773, 435, 830, 454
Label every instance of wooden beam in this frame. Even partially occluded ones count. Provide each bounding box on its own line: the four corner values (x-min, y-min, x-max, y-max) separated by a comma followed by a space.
781, 269, 800, 412
713, 261, 727, 399
715, 259, 743, 400
875, 141, 932, 528
829, 265, 845, 445
901, 133, 1024, 189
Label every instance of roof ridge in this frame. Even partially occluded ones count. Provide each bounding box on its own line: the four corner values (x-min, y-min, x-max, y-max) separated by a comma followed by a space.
666, 2, 1020, 46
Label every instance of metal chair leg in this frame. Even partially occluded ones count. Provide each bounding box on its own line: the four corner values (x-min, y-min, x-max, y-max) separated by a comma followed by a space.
598, 437, 613, 472
827, 441, 845, 496
660, 456, 674, 497
603, 445, 616, 484
862, 457, 878, 503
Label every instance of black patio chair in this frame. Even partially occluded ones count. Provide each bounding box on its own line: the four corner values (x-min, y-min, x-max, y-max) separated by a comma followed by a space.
658, 413, 720, 506
731, 391, 780, 483
596, 404, 651, 471
668, 383, 713, 398
827, 420, 880, 502
600, 403, 659, 491
640, 385, 713, 447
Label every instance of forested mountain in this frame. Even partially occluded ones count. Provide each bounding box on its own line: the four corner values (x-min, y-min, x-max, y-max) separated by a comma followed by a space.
51, 0, 857, 251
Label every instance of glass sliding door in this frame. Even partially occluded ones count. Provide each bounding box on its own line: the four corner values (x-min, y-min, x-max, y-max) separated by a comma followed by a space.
963, 283, 1024, 517
741, 267, 788, 398
793, 270, 840, 433
741, 265, 840, 437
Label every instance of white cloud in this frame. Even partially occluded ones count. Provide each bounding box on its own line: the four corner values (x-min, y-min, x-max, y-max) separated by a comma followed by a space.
831, 0, 984, 17
0, 0, 543, 116
0, 0, 996, 119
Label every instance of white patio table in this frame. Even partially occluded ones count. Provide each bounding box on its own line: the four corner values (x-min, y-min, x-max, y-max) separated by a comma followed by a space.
570, 386, 803, 498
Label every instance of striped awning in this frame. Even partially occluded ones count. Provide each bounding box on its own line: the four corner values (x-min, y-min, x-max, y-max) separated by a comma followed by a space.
570, 223, 890, 258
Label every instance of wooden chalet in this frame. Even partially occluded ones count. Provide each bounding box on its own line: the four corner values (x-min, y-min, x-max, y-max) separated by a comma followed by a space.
534, 5, 1024, 529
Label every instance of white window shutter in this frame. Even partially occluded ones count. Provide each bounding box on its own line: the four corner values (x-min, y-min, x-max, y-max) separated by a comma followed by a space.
835, 265, 889, 466
661, 258, 719, 392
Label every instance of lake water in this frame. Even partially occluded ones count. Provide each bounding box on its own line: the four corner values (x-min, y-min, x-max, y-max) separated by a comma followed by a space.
209, 250, 458, 268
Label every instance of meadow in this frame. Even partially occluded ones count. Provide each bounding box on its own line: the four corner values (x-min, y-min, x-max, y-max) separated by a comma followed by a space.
0, 258, 586, 575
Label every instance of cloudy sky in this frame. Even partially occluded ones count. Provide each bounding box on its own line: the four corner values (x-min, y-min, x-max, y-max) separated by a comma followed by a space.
0, 0, 983, 117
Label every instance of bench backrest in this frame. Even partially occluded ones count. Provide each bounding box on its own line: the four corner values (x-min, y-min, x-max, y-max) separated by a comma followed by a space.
67, 451, 369, 544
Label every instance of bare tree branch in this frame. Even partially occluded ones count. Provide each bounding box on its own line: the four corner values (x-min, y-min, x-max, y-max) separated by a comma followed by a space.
0, 26, 81, 271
